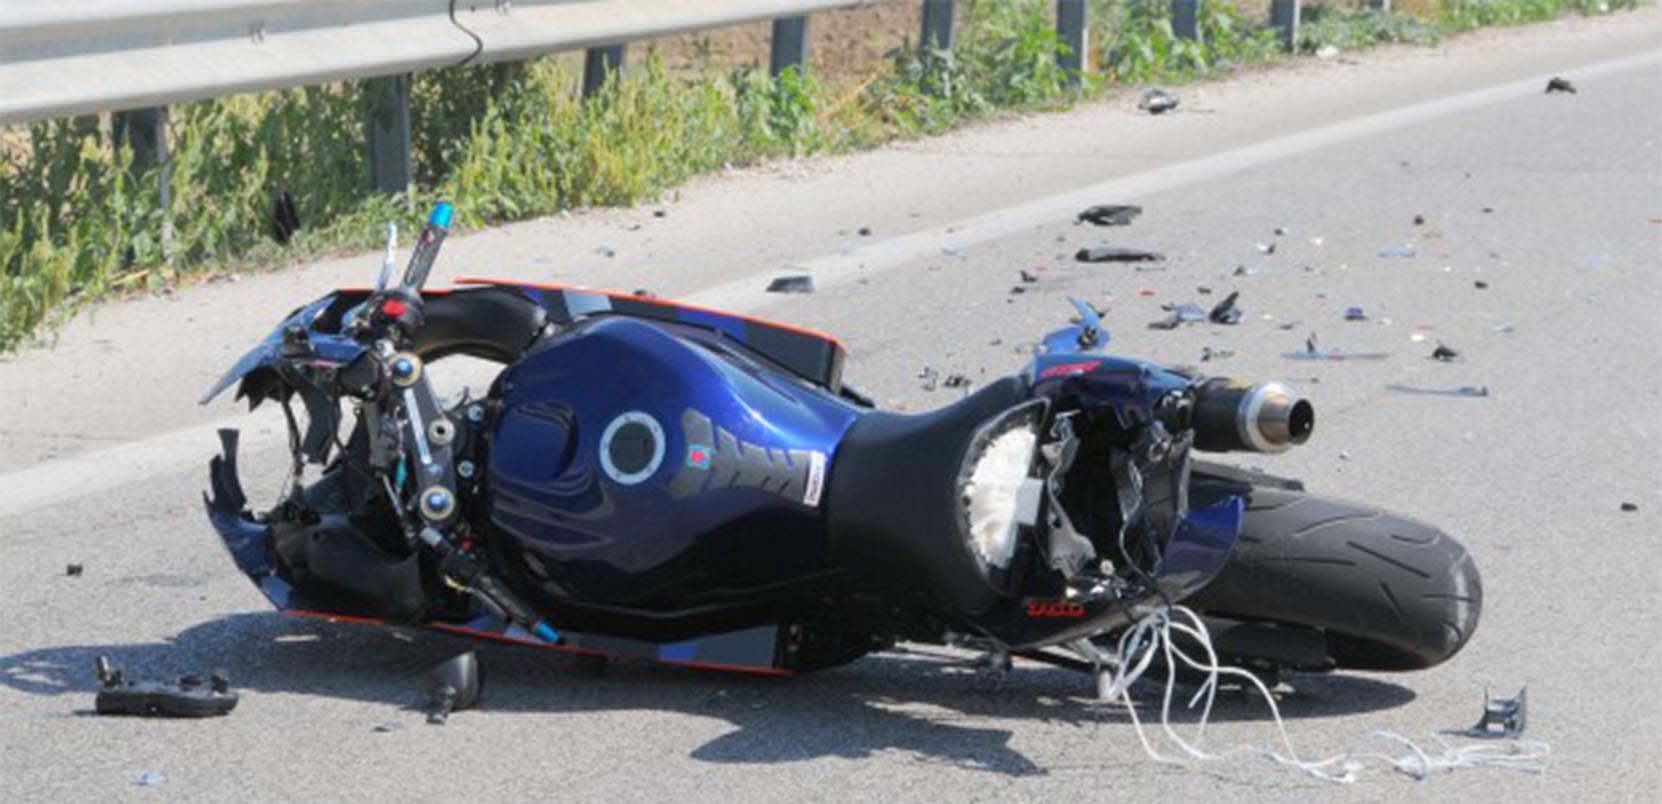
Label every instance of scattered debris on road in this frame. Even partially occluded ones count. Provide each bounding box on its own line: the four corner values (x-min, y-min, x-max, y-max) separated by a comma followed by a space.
1379, 245, 1417, 259
66, 563, 83, 577
372, 722, 405, 733
135, 771, 165, 788
1255, 242, 1276, 255
766, 275, 815, 294
1138, 88, 1180, 115
1431, 343, 1461, 362
1018, 269, 1040, 284
1621, 502, 1639, 512
1200, 346, 1234, 362
1075, 246, 1165, 263
1468, 687, 1528, 738
1545, 76, 1577, 94
1474, 280, 1489, 289
595, 246, 617, 258
858, 226, 872, 236
1008, 285, 1027, 296
1076, 204, 1142, 227
1148, 302, 1208, 330
94, 656, 238, 718
652, 209, 667, 218
1345, 306, 1367, 322
943, 374, 971, 390
1287, 333, 1389, 361
1208, 291, 1242, 325
918, 367, 939, 391
1387, 384, 1490, 398
1413, 214, 1426, 226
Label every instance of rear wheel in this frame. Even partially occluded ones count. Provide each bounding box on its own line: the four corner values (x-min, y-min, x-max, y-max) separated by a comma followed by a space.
1184, 468, 1482, 671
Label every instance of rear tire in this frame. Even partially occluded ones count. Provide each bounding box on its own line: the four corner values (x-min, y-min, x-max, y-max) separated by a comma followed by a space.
1185, 473, 1482, 670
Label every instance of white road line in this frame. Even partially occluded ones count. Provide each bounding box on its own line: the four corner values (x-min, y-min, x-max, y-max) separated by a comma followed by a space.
1, 48, 1655, 519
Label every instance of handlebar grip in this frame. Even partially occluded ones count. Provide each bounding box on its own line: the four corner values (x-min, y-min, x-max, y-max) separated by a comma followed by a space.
400, 202, 453, 293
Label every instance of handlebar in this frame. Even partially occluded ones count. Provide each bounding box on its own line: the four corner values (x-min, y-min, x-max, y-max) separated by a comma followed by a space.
399, 202, 453, 295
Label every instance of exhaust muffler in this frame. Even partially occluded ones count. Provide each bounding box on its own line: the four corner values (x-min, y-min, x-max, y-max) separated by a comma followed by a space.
1191, 379, 1314, 454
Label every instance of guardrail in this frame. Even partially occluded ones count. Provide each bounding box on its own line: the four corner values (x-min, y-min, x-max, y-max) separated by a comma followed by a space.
1, 1, 1306, 195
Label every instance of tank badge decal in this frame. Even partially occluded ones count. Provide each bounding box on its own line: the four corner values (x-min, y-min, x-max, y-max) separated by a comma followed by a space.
686, 443, 713, 470
670, 409, 824, 506
599, 411, 666, 486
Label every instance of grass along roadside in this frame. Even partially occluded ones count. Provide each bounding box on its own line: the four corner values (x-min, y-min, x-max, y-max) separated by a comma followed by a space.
0, 0, 1644, 351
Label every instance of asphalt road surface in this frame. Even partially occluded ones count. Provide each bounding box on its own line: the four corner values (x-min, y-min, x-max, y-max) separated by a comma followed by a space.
3, 13, 1660, 803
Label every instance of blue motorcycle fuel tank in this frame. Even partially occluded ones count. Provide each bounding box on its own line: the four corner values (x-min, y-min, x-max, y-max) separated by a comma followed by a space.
486, 314, 860, 608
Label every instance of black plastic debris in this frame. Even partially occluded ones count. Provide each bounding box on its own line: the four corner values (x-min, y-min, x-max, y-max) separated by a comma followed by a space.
632, 288, 657, 299
1200, 346, 1234, 362
1255, 242, 1276, 255
1075, 247, 1165, 263
1387, 384, 1489, 398
1018, 269, 1040, 284
1474, 280, 1489, 289
1196, 286, 1212, 295
1344, 306, 1367, 321
1273, 227, 1289, 236
1413, 213, 1426, 226
1231, 265, 1256, 277
1208, 291, 1242, 325
766, 275, 815, 294
1076, 205, 1142, 227
1431, 342, 1460, 362
1468, 687, 1527, 738
1621, 502, 1639, 512
943, 374, 971, 390
1138, 88, 1180, 115
66, 563, 83, 577
426, 652, 482, 725
858, 226, 873, 237
1008, 285, 1027, 296
93, 656, 238, 718
596, 246, 617, 258
653, 209, 668, 218
1482, 206, 1495, 214
1545, 77, 1576, 95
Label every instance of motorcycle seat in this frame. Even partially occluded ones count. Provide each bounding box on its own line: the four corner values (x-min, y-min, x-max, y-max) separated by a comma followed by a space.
825, 376, 1030, 615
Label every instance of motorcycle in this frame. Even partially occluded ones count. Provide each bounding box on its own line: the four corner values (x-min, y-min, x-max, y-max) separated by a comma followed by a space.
202, 203, 1481, 686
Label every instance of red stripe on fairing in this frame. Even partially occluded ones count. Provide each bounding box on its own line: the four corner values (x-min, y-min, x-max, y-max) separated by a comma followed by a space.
285, 611, 790, 676
453, 276, 844, 348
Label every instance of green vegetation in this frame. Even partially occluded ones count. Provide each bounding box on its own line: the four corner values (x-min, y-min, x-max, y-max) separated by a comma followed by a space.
0, 0, 1645, 349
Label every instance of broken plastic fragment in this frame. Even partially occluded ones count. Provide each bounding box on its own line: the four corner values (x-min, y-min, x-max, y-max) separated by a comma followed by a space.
1467, 687, 1527, 738
1387, 384, 1489, 398
1621, 502, 1638, 512
66, 563, 83, 577
1138, 88, 1179, 114
1018, 269, 1039, 284
1208, 291, 1242, 325
1379, 245, 1417, 259
1545, 77, 1576, 94
1344, 306, 1367, 321
1474, 280, 1489, 289
1431, 343, 1460, 362
1075, 247, 1165, 263
135, 771, 165, 788
1076, 205, 1142, 227
943, 374, 971, 389
1148, 302, 1208, 330
1200, 346, 1234, 362
765, 275, 815, 294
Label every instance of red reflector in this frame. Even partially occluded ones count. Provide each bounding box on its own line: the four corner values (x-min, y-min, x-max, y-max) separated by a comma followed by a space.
382, 299, 408, 317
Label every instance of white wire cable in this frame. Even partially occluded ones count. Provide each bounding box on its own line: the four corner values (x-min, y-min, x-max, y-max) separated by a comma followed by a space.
1098, 604, 1549, 783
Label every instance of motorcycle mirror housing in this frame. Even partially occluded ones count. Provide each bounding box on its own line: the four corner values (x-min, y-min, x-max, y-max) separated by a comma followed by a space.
425, 651, 483, 723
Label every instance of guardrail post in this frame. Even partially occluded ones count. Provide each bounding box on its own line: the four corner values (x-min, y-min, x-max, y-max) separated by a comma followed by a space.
920, 0, 955, 51
113, 107, 171, 244
582, 45, 626, 97
1170, 0, 1200, 41
366, 74, 412, 196
1270, 0, 1300, 52
1055, 0, 1087, 87
770, 16, 809, 77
